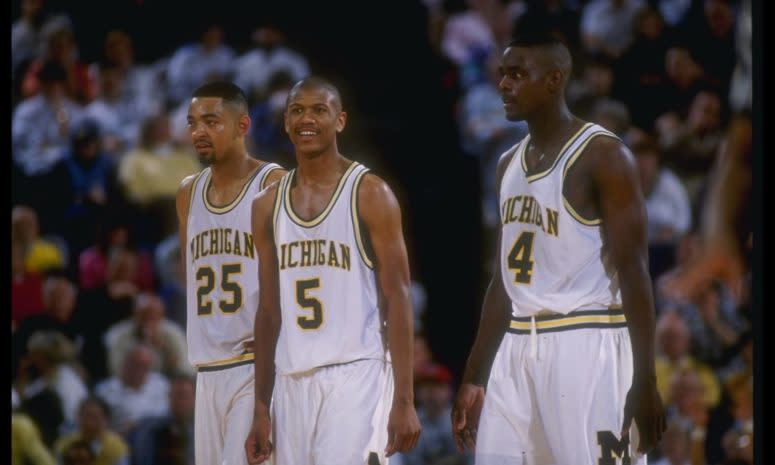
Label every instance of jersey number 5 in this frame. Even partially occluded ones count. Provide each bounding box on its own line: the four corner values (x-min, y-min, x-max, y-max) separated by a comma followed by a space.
507, 231, 535, 284
196, 264, 243, 315
296, 278, 323, 330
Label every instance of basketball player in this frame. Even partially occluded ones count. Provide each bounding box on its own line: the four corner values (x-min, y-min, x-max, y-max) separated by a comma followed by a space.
175, 81, 285, 465
244, 76, 421, 465
450, 33, 667, 464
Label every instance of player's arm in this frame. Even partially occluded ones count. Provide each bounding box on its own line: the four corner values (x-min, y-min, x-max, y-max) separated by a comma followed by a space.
357, 174, 421, 457
451, 148, 513, 452
175, 173, 199, 279
589, 137, 666, 454
245, 184, 282, 465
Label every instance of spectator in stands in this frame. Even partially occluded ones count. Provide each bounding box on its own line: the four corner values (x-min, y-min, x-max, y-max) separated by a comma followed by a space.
395, 363, 472, 465
567, 53, 615, 122
16, 330, 89, 430
45, 118, 126, 257
580, 0, 645, 59
612, 5, 673, 129
657, 88, 725, 203
12, 409, 57, 465
153, 234, 186, 329
631, 132, 691, 245
21, 15, 96, 104
13, 276, 82, 376
234, 24, 310, 104
165, 24, 234, 105
118, 113, 200, 240
95, 344, 170, 435
248, 70, 297, 166
11, 0, 69, 81
655, 311, 721, 409
590, 97, 631, 137
12, 204, 66, 274
13, 59, 84, 177
12, 239, 46, 329
666, 370, 711, 462
78, 217, 155, 292
55, 397, 129, 465
98, 29, 164, 119
105, 292, 192, 378
651, 419, 692, 465
83, 60, 150, 154
60, 440, 97, 465
127, 375, 195, 465
720, 372, 753, 464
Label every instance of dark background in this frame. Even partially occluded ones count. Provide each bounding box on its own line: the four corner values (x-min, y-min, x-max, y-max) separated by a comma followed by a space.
11, 0, 486, 379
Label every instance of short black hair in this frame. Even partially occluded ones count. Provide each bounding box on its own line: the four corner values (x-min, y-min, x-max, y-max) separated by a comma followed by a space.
288, 76, 343, 112
508, 28, 573, 78
509, 28, 569, 49
192, 81, 249, 113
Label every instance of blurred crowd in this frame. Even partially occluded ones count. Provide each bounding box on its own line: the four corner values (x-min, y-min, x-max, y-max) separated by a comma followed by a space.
11, 1, 753, 465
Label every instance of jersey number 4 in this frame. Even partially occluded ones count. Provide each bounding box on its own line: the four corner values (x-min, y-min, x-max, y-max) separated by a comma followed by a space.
507, 231, 535, 284
196, 264, 243, 315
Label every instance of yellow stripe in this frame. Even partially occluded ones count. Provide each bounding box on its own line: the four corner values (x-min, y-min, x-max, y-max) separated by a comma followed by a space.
195, 352, 255, 368
560, 130, 620, 226
523, 123, 593, 183
272, 173, 288, 239
509, 314, 626, 330
351, 168, 374, 269
260, 164, 282, 190
203, 165, 262, 214
187, 170, 206, 216
284, 162, 359, 228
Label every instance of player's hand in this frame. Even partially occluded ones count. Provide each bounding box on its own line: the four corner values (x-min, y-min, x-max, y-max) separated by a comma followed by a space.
245, 408, 273, 464
621, 374, 666, 455
384, 400, 421, 457
451, 383, 485, 453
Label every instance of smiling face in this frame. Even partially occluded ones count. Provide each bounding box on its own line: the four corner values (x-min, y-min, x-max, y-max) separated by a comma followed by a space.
284, 85, 346, 159
187, 97, 247, 165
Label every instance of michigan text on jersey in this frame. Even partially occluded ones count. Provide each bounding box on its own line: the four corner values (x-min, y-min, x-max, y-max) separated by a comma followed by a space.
190, 228, 256, 261
278, 240, 351, 271
501, 194, 559, 237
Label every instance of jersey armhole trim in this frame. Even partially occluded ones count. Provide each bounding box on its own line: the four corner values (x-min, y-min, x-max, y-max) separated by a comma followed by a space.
260, 164, 283, 190
187, 170, 206, 221
272, 173, 288, 239
351, 168, 375, 269
561, 131, 620, 226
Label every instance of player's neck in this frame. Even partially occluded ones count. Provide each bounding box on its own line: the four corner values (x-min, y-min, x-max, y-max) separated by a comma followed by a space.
526, 104, 576, 149
295, 150, 348, 185
209, 152, 256, 188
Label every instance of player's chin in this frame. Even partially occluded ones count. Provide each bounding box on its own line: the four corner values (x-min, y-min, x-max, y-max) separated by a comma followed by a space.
197, 152, 215, 165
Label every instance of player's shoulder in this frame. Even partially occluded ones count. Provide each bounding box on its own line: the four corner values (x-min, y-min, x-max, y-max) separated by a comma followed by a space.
495, 136, 527, 181
176, 168, 206, 204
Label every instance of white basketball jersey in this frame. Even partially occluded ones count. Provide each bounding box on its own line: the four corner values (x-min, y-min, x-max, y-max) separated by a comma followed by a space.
185, 162, 282, 367
272, 162, 386, 375
499, 123, 623, 317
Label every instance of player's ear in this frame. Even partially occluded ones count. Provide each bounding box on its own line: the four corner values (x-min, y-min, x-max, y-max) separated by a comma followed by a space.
238, 114, 251, 136
547, 70, 564, 94
336, 111, 347, 133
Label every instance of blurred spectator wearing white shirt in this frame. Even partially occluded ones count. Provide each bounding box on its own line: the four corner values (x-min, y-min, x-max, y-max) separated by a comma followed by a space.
233, 25, 310, 104
165, 24, 234, 105
95, 344, 170, 435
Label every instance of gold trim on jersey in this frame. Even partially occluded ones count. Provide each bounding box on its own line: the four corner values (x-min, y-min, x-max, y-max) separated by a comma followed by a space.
202, 163, 263, 215
187, 170, 207, 221
560, 129, 621, 226
272, 173, 288, 239
195, 352, 255, 368
350, 168, 374, 269
521, 122, 593, 183
508, 309, 626, 334
260, 165, 283, 191
284, 161, 359, 228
